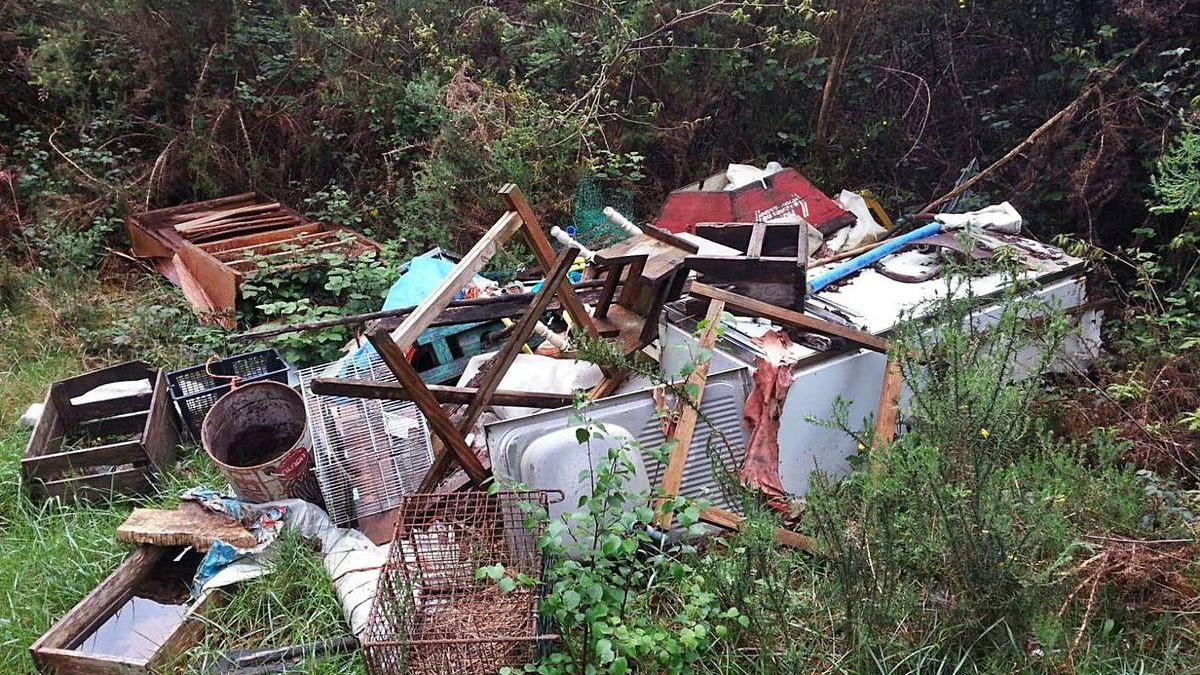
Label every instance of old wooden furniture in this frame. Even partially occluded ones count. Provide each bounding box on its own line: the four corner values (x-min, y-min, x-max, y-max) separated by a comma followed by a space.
308, 185, 602, 500
589, 223, 694, 355
29, 546, 219, 674
126, 192, 379, 327
22, 361, 180, 503
686, 221, 808, 311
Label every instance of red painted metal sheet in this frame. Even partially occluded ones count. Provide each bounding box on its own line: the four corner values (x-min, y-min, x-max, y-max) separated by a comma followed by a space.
654, 168, 855, 235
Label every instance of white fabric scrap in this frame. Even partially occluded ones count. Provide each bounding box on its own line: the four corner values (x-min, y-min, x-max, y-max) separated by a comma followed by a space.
20, 379, 154, 427
936, 201, 1022, 234
456, 353, 602, 420
199, 498, 385, 636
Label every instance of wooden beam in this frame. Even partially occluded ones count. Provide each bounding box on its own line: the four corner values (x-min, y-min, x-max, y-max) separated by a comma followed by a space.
689, 282, 888, 353
655, 298, 724, 529
232, 281, 615, 342
500, 184, 600, 341
418, 246, 579, 491
870, 356, 903, 486
698, 506, 815, 551
366, 327, 489, 486
388, 209, 523, 350
310, 378, 574, 408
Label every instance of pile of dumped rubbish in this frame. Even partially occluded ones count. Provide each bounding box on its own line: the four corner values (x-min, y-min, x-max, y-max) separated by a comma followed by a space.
21, 165, 1103, 674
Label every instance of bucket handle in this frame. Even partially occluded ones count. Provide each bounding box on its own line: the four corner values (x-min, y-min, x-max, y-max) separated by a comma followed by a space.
205, 355, 242, 391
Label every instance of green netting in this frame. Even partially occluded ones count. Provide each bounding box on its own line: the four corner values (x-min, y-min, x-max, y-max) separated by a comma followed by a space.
571, 173, 634, 250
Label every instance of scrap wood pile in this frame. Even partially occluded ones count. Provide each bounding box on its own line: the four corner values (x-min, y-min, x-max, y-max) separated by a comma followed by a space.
22, 160, 1091, 674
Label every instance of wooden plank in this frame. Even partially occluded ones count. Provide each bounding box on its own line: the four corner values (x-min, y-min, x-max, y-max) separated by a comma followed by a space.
689, 282, 888, 353
68, 394, 153, 423
310, 378, 574, 408
30, 546, 165, 653
117, 504, 257, 550
388, 210, 523, 351
419, 246, 578, 491
500, 184, 601, 341
22, 440, 145, 480
746, 222, 766, 257
30, 466, 154, 502
141, 370, 179, 473
81, 411, 149, 438
54, 361, 154, 398
698, 506, 815, 551
366, 327, 489, 486
870, 357, 903, 486
655, 298, 724, 528
197, 224, 323, 254
175, 203, 282, 232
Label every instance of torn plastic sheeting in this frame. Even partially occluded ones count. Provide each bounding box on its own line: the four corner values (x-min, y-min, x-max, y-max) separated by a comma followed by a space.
194, 497, 385, 636
345, 249, 498, 368
827, 190, 888, 253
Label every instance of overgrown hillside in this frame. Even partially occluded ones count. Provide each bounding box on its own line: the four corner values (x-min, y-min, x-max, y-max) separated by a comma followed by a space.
2, 1, 1199, 673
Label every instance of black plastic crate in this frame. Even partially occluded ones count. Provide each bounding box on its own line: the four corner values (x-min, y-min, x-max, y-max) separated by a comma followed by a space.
167, 349, 290, 439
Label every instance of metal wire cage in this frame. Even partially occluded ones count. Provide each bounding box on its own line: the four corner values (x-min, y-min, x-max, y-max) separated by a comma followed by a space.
362, 490, 556, 675
297, 350, 435, 527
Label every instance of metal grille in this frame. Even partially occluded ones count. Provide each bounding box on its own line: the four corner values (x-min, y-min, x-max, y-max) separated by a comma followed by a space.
362, 491, 555, 675
297, 351, 435, 526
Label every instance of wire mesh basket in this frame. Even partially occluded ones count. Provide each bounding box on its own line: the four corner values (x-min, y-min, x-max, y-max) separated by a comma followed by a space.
362, 490, 557, 675
297, 350, 435, 527
167, 349, 290, 439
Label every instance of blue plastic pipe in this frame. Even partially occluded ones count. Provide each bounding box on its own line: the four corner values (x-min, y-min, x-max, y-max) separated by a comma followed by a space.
807, 221, 944, 294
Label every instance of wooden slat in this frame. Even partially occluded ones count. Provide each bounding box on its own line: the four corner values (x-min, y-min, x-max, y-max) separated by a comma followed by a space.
419, 246, 578, 491
142, 369, 180, 473
655, 298, 724, 528
388, 210, 524, 351
366, 327, 490, 486
68, 394, 152, 422
198, 224, 323, 254
80, 411, 149, 438
698, 506, 815, 551
500, 184, 601, 341
29, 466, 154, 502
175, 203, 282, 232
746, 222, 766, 257
689, 282, 888, 353
310, 378, 574, 408
22, 440, 145, 480
870, 357, 903, 486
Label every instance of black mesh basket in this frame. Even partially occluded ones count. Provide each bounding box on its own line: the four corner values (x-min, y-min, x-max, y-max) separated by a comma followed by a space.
167, 349, 290, 439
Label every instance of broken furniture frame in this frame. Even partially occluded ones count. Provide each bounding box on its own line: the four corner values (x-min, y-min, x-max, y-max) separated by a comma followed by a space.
652, 298, 815, 550
310, 185, 602, 492
23, 361, 180, 503
685, 221, 808, 311
29, 546, 219, 674
127, 192, 379, 327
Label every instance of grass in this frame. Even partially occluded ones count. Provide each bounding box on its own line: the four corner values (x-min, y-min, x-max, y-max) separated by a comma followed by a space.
0, 268, 362, 673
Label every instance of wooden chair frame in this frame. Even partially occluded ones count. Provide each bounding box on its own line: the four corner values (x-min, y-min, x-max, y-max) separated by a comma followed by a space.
312, 185, 600, 490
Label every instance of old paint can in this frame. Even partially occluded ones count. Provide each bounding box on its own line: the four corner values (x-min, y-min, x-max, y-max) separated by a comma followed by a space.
201, 381, 320, 503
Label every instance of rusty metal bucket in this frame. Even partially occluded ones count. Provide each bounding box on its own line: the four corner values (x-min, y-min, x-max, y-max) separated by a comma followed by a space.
201, 381, 320, 503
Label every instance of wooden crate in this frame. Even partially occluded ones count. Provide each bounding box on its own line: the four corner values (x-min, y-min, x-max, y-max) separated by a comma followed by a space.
22, 361, 180, 502
126, 192, 380, 327
30, 546, 220, 674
